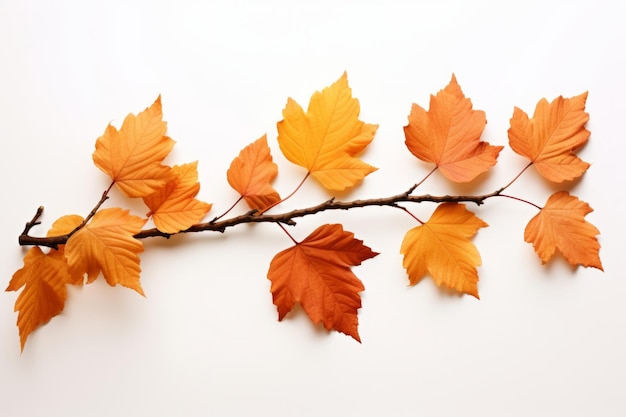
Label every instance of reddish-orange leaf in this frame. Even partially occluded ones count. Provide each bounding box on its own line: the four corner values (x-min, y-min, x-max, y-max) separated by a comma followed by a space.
277, 72, 378, 191
92, 96, 176, 197
508, 92, 590, 182
227, 135, 281, 210
65, 208, 147, 295
267, 224, 378, 342
525, 191, 602, 269
143, 161, 212, 233
404, 75, 503, 182
6, 247, 72, 351
401, 203, 488, 298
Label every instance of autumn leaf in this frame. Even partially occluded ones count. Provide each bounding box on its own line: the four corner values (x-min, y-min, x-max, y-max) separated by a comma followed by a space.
401, 203, 488, 298
6, 214, 89, 350
525, 191, 602, 269
143, 161, 212, 234
227, 135, 281, 210
277, 72, 378, 191
508, 92, 590, 182
7, 247, 72, 351
404, 75, 503, 182
93, 96, 176, 197
64, 208, 147, 295
267, 224, 378, 342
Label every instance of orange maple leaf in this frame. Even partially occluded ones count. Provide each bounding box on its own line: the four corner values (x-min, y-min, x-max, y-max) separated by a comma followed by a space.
267, 224, 378, 341
525, 191, 602, 269
227, 135, 281, 210
404, 75, 503, 182
64, 208, 147, 295
508, 92, 590, 182
277, 72, 378, 191
92, 96, 175, 197
401, 203, 488, 298
143, 161, 212, 234
6, 214, 84, 351
6, 247, 71, 351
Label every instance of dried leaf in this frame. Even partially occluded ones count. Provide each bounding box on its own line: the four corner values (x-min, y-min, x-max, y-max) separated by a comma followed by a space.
227, 135, 281, 210
143, 161, 212, 233
508, 92, 590, 182
267, 224, 378, 341
404, 75, 503, 182
64, 208, 147, 294
401, 203, 488, 298
277, 72, 378, 191
6, 247, 71, 351
93, 96, 175, 197
525, 191, 602, 269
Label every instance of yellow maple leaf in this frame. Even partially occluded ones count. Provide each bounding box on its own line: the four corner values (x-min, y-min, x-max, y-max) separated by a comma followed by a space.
64, 208, 147, 295
92, 96, 175, 197
277, 72, 378, 191
143, 161, 212, 234
400, 203, 488, 298
525, 191, 602, 269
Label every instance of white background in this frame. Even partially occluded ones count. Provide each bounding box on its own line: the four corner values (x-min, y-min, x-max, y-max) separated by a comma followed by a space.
1, 1, 625, 416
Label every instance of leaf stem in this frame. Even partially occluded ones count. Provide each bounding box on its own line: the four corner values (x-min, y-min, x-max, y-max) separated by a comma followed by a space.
498, 194, 542, 210
277, 223, 298, 244
407, 167, 438, 194
258, 172, 310, 214
501, 162, 533, 192
211, 196, 243, 223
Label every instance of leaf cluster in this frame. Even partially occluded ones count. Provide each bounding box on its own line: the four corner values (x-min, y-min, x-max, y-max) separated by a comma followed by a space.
9, 73, 602, 350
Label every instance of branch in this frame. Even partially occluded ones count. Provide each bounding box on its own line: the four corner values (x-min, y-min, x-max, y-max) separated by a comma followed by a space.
18, 186, 505, 248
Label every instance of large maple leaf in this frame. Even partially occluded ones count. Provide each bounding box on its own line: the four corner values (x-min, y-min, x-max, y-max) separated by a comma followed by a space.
64, 208, 147, 295
277, 72, 378, 191
143, 161, 212, 234
93, 96, 175, 197
508, 92, 590, 182
525, 191, 602, 269
401, 203, 488, 298
267, 224, 378, 341
7, 214, 83, 351
404, 75, 503, 182
227, 135, 281, 210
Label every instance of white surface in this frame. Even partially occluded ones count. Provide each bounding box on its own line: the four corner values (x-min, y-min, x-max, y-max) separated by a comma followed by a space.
1, 1, 624, 416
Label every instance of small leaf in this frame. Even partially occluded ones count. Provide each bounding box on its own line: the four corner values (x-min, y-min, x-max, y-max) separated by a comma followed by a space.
227, 135, 281, 211
525, 191, 602, 269
404, 75, 503, 182
508, 92, 590, 182
6, 247, 72, 351
267, 224, 378, 342
64, 208, 147, 294
143, 161, 212, 234
401, 203, 488, 298
277, 72, 378, 191
92, 95, 176, 197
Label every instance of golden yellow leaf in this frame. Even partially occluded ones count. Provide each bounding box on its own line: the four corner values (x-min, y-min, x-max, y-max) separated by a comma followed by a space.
92, 96, 175, 197
143, 161, 212, 234
65, 208, 147, 294
525, 191, 602, 269
401, 203, 488, 298
277, 72, 378, 191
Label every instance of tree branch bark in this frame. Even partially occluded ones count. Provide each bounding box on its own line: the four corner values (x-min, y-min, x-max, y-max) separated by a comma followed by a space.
18, 186, 506, 248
